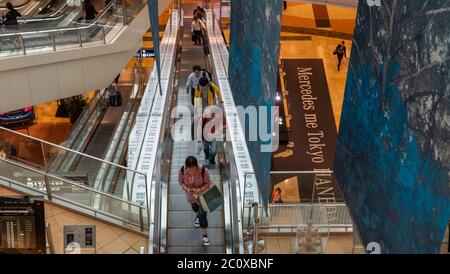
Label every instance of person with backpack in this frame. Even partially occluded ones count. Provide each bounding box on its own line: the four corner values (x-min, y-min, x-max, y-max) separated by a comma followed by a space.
178, 156, 212, 246
186, 65, 211, 106
333, 41, 347, 71
197, 109, 226, 165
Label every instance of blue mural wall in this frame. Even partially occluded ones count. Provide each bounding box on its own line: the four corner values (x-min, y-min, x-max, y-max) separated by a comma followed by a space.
335, 0, 450, 253
228, 0, 282, 205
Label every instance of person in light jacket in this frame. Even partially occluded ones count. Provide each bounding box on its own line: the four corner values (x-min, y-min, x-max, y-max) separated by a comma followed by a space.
191, 16, 206, 46
186, 65, 210, 106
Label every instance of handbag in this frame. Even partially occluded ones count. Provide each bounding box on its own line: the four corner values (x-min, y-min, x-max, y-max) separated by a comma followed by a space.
194, 97, 203, 109
199, 183, 224, 213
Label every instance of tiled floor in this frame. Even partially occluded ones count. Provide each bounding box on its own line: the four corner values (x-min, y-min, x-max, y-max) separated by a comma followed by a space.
218, 3, 355, 129
279, 35, 352, 130
283, 3, 356, 34
45, 203, 148, 254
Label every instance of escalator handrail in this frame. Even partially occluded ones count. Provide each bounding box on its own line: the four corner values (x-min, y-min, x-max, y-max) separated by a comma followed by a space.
0, 0, 32, 10
48, 90, 107, 171
17, 3, 75, 23
0, 125, 146, 176
0, 0, 143, 37
62, 90, 107, 150
95, 62, 141, 190
0, 157, 146, 209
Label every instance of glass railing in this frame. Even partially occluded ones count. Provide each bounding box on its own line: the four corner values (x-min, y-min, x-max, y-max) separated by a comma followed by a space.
0, 0, 147, 57
241, 171, 354, 229
95, 62, 142, 193
49, 90, 107, 171
0, 125, 149, 232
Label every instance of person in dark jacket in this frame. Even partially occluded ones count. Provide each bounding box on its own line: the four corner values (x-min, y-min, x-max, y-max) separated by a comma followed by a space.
2, 2, 21, 29
333, 41, 347, 71
84, 0, 98, 21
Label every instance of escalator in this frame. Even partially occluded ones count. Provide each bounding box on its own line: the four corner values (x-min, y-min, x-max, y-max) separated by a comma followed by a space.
16, 0, 109, 30
0, 0, 69, 18
94, 63, 144, 195
0, 3, 247, 251
49, 89, 108, 172
74, 124, 116, 184
162, 3, 226, 254
0, 0, 134, 55
50, 84, 132, 187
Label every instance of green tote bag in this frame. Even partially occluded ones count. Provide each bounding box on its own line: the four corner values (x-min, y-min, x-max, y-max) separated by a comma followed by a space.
199, 184, 224, 213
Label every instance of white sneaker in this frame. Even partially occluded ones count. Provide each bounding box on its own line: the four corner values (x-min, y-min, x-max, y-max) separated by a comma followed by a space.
202, 236, 210, 246
193, 217, 200, 228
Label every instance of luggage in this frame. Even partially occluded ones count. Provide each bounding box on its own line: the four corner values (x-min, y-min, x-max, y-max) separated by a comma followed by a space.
202, 69, 213, 81
199, 184, 224, 213
116, 92, 122, 106
110, 92, 122, 107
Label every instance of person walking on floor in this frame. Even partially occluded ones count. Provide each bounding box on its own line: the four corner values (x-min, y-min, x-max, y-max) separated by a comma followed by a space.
186, 65, 210, 106
191, 16, 206, 46
178, 156, 212, 246
333, 41, 347, 71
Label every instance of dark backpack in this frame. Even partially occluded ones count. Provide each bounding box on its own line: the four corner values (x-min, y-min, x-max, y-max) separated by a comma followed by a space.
181, 166, 206, 180
202, 69, 213, 82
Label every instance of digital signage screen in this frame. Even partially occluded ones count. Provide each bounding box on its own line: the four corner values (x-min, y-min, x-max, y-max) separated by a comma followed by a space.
0, 196, 46, 254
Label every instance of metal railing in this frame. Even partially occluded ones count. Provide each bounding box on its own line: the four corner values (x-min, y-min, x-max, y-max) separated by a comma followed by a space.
48, 90, 107, 171
0, 157, 148, 232
256, 203, 352, 229
94, 61, 142, 192
0, 0, 147, 57
17, 0, 76, 24
0, 124, 149, 231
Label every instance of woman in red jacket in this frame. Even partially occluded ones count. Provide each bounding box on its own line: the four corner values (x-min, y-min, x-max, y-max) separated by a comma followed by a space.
178, 156, 212, 246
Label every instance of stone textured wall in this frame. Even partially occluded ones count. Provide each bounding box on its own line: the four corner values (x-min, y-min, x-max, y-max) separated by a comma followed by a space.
228, 0, 282, 204
335, 0, 450, 253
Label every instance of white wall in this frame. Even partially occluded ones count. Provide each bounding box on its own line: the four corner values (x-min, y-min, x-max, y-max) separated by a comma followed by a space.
0, 0, 172, 113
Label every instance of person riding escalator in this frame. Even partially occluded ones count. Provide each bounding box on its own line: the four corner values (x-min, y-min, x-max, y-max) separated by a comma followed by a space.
1, 2, 21, 30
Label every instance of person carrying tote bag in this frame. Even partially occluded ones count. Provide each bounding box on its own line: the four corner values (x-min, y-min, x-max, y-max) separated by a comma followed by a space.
178, 156, 212, 246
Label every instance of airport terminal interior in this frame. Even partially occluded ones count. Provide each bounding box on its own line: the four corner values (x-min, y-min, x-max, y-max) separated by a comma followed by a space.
0, 0, 448, 255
